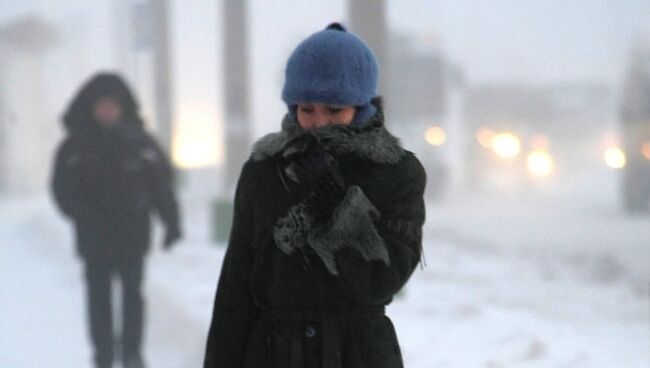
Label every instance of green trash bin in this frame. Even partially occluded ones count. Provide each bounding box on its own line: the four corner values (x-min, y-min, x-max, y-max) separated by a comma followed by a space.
211, 198, 234, 245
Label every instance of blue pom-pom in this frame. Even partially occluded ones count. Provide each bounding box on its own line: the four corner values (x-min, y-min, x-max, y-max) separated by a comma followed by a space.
326, 22, 346, 32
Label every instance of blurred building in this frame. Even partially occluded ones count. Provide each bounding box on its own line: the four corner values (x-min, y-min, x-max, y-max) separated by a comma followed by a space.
0, 16, 59, 193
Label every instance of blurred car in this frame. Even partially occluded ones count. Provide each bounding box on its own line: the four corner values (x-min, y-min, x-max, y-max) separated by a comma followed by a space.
463, 84, 613, 193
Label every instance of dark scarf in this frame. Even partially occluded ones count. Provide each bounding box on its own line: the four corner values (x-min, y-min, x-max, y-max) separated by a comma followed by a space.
251, 113, 405, 165
253, 111, 404, 275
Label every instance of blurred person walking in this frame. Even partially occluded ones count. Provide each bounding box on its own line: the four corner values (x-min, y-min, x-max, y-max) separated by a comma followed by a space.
51, 72, 182, 368
204, 23, 426, 368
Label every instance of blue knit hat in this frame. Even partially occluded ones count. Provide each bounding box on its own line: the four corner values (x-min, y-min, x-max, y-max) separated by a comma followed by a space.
282, 23, 379, 126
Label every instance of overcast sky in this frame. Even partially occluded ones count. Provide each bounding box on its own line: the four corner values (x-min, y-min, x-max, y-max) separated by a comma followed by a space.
4, 0, 649, 84
2, 0, 649, 149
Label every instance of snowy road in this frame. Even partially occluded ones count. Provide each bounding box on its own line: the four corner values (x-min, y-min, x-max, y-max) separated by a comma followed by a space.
1, 190, 649, 367
428, 189, 650, 281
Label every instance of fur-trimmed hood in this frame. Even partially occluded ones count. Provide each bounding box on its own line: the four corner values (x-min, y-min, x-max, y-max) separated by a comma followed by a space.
251, 108, 405, 165
62, 72, 143, 134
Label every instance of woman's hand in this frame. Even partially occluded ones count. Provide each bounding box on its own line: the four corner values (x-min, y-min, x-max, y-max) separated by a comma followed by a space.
283, 134, 338, 185
283, 134, 346, 220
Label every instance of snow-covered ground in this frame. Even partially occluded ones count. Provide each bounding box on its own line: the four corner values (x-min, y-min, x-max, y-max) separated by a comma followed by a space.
1, 171, 649, 367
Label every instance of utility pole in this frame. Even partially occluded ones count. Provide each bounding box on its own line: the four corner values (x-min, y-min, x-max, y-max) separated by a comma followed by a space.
115, 0, 174, 154
0, 47, 6, 193
222, 0, 251, 192
111, 0, 133, 77
213, 0, 251, 243
151, 0, 174, 153
347, 0, 388, 95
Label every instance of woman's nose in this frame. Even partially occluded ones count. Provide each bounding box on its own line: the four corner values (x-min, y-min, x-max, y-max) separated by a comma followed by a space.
312, 112, 331, 127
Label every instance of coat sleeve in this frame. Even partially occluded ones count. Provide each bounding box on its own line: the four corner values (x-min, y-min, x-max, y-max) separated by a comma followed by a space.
334, 178, 424, 305
142, 136, 181, 232
51, 139, 85, 218
332, 166, 425, 304
204, 162, 259, 368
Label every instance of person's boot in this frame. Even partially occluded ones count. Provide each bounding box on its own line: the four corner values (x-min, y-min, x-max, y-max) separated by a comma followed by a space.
94, 357, 112, 368
123, 355, 146, 368
93, 347, 113, 368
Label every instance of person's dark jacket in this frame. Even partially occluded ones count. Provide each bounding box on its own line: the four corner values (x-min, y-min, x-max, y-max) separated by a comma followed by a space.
204, 106, 426, 368
51, 73, 180, 261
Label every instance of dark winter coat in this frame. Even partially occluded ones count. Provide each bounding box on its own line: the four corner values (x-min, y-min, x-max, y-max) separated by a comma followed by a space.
51, 73, 180, 261
204, 108, 426, 368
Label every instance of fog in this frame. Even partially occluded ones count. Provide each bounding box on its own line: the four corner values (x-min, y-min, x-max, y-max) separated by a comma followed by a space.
1, 1, 649, 367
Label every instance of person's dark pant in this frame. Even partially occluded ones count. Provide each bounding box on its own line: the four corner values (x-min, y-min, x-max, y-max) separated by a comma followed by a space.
84, 256, 145, 368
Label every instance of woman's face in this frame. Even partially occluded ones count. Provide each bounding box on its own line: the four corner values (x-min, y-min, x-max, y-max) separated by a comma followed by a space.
93, 96, 123, 127
296, 102, 356, 130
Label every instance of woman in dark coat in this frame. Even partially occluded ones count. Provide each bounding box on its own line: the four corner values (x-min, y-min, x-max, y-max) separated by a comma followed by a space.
51, 72, 181, 368
204, 23, 426, 368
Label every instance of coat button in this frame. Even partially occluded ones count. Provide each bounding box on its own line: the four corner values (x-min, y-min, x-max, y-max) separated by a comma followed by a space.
304, 325, 317, 338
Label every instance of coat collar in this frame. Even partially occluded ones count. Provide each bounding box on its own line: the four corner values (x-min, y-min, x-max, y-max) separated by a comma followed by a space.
251, 114, 405, 165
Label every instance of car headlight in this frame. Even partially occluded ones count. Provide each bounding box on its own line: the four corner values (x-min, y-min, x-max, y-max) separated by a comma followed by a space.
527, 150, 554, 176
491, 132, 521, 159
603, 147, 626, 169
641, 142, 650, 160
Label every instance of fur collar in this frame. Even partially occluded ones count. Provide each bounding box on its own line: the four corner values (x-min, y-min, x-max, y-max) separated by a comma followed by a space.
251, 114, 405, 165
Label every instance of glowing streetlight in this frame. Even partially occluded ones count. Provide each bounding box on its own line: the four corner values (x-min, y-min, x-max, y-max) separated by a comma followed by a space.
172, 110, 222, 169
604, 148, 626, 169
425, 126, 446, 146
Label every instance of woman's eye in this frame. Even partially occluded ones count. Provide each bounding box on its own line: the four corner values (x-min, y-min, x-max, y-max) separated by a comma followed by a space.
328, 108, 343, 114
299, 107, 314, 113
